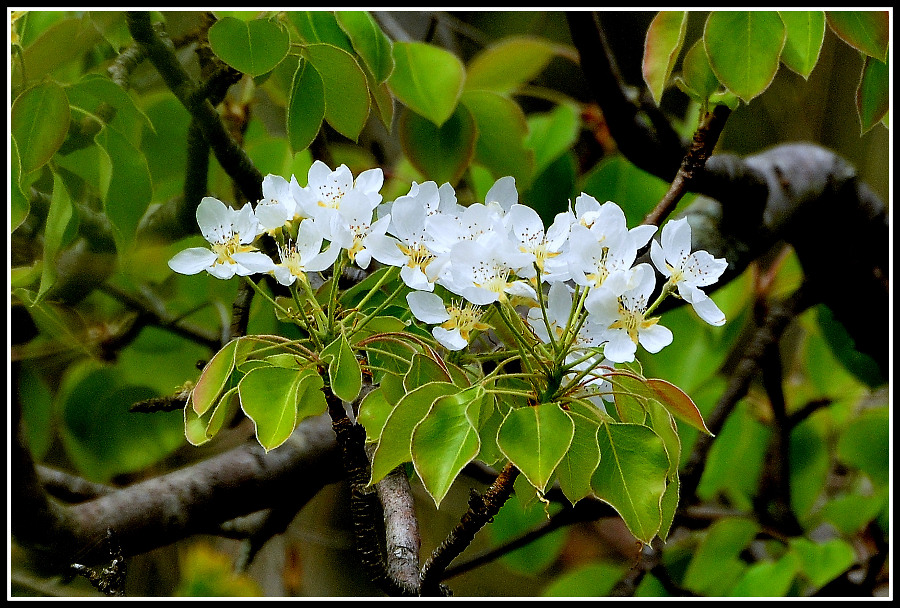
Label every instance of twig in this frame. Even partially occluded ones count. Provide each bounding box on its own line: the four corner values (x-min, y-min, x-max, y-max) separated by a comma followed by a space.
371, 452, 422, 594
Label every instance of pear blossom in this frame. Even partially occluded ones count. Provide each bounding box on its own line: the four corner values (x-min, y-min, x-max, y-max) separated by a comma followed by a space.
407, 291, 490, 351
168, 196, 275, 280
293, 161, 383, 239
586, 263, 672, 363
650, 217, 728, 326
440, 232, 536, 305
271, 219, 339, 286
328, 192, 391, 269
255, 174, 301, 234
507, 204, 573, 282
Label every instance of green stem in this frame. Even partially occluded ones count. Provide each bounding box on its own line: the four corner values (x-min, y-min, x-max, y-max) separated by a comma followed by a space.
290, 282, 324, 351
350, 280, 408, 340
353, 266, 400, 312
242, 276, 291, 319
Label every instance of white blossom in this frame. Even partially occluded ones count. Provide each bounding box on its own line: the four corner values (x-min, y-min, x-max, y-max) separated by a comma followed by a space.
407, 291, 490, 351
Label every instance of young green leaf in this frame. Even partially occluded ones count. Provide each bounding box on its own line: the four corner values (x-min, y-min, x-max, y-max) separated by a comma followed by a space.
239, 366, 324, 451
398, 104, 477, 186
642, 11, 688, 105
826, 11, 889, 61
335, 11, 394, 83
683, 517, 760, 595
37, 173, 79, 302
778, 11, 826, 79
287, 59, 325, 153
357, 386, 393, 442
208, 16, 290, 77
411, 386, 484, 507
369, 381, 458, 484
788, 538, 856, 590
404, 352, 453, 392
94, 125, 152, 247
192, 339, 240, 416
524, 103, 579, 176
497, 403, 574, 494
321, 332, 362, 403
287, 11, 354, 53
204, 386, 240, 441
11, 80, 70, 174
676, 39, 721, 104
464, 35, 558, 94
591, 422, 669, 544
10, 136, 29, 232
302, 44, 371, 142
555, 409, 602, 505
704, 11, 786, 102
728, 551, 800, 597
388, 41, 465, 126
185, 395, 216, 446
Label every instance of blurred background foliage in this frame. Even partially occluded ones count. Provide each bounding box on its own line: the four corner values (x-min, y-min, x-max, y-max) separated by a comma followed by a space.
10, 10, 889, 597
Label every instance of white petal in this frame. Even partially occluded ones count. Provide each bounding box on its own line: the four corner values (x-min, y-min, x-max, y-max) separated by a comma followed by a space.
628, 224, 657, 249
196, 197, 231, 243
232, 252, 276, 274
661, 217, 691, 267
207, 263, 237, 280
433, 327, 468, 350
639, 324, 673, 353
687, 291, 726, 326
650, 239, 671, 277
484, 176, 517, 210
407, 291, 451, 324
305, 245, 340, 273
603, 332, 637, 363
367, 233, 407, 267
400, 265, 433, 291
168, 247, 217, 275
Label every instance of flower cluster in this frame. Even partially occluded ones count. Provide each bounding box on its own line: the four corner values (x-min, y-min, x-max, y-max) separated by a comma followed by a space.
169, 162, 728, 398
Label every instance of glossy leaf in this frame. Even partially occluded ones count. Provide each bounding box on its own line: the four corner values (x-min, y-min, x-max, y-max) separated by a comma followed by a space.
647, 378, 712, 435
591, 423, 669, 544
321, 332, 362, 403
239, 365, 323, 451
11, 81, 70, 174
287, 59, 325, 153
491, 494, 567, 574
94, 125, 153, 247
358, 386, 393, 442
204, 386, 240, 441
465, 35, 558, 94
369, 381, 458, 484
335, 11, 394, 83
403, 352, 452, 392
288, 11, 354, 53
826, 11, 889, 61
388, 41, 465, 126
303, 44, 370, 142
398, 104, 477, 186
704, 11, 786, 102
461, 90, 535, 189
857, 54, 889, 134
555, 409, 601, 505
65, 74, 155, 146
642, 11, 688, 105
497, 403, 574, 494
676, 39, 721, 103
37, 173, 78, 301
411, 386, 484, 507
368, 72, 395, 130
778, 11, 826, 78
606, 371, 649, 424
525, 103, 580, 176
208, 16, 290, 77
193, 339, 240, 416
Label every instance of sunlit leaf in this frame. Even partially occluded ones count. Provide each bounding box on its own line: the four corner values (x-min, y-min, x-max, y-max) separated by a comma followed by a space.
729, 552, 800, 597
497, 403, 574, 493
193, 339, 239, 416
591, 422, 668, 544
388, 41, 465, 126
826, 11, 889, 61
555, 409, 601, 505
335, 11, 394, 83
303, 44, 370, 141
239, 365, 324, 451
208, 16, 290, 77
704, 11, 786, 102
11, 80, 70, 174
788, 538, 856, 590
321, 332, 362, 403
542, 561, 629, 597
525, 103, 579, 176
94, 125, 153, 247
465, 35, 558, 94
404, 352, 452, 391
358, 386, 393, 442
287, 59, 325, 153
778, 11, 826, 78
676, 39, 721, 104
642, 11, 688, 105
288, 11, 353, 53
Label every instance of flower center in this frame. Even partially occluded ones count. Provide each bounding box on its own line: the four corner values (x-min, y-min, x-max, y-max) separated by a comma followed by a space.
399, 242, 435, 271
278, 242, 307, 278
211, 232, 254, 266
443, 302, 490, 341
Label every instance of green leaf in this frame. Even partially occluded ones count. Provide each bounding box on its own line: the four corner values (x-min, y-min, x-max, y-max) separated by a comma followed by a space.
461, 90, 535, 190
358, 386, 393, 442
208, 16, 290, 77
821, 489, 888, 535
404, 352, 452, 391
555, 409, 601, 505
288, 11, 354, 53
857, 54, 889, 134
239, 365, 324, 451
826, 11, 889, 61
836, 406, 888, 486
93, 125, 153, 247
729, 552, 799, 597
11, 135, 29, 233
642, 11, 688, 105
335, 11, 394, 83
524, 103, 580, 176
11, 81, 70, 174
368, 72, 395, 131
37, 173, 79, 302
676, 39, 721, 104
789, 417, 830, 521
491, 494, 567, 575
287, 59, 325, 153
204, 386, 240, 441
683, 517, 759, 595
778, 11, 826, 79
65, 73, 155, 146
606, 371, 649, 424
17, 16, 103, 86
816, 305, 885, 388
465, 35, 558, 94
388, 41, 465, 126
303, 44, 370, 141
789, 538, 856, 590
497, 403, 574, 494
542, 561, 629, 597
398, 104, 477, 186
647, 378, 712, 435
411, 386, 484, 507
192, 339, 240, 416
591, 422, 669, 544
704, 11, 786, 102
322, 332, 362, 403
369, 381, 458, 484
